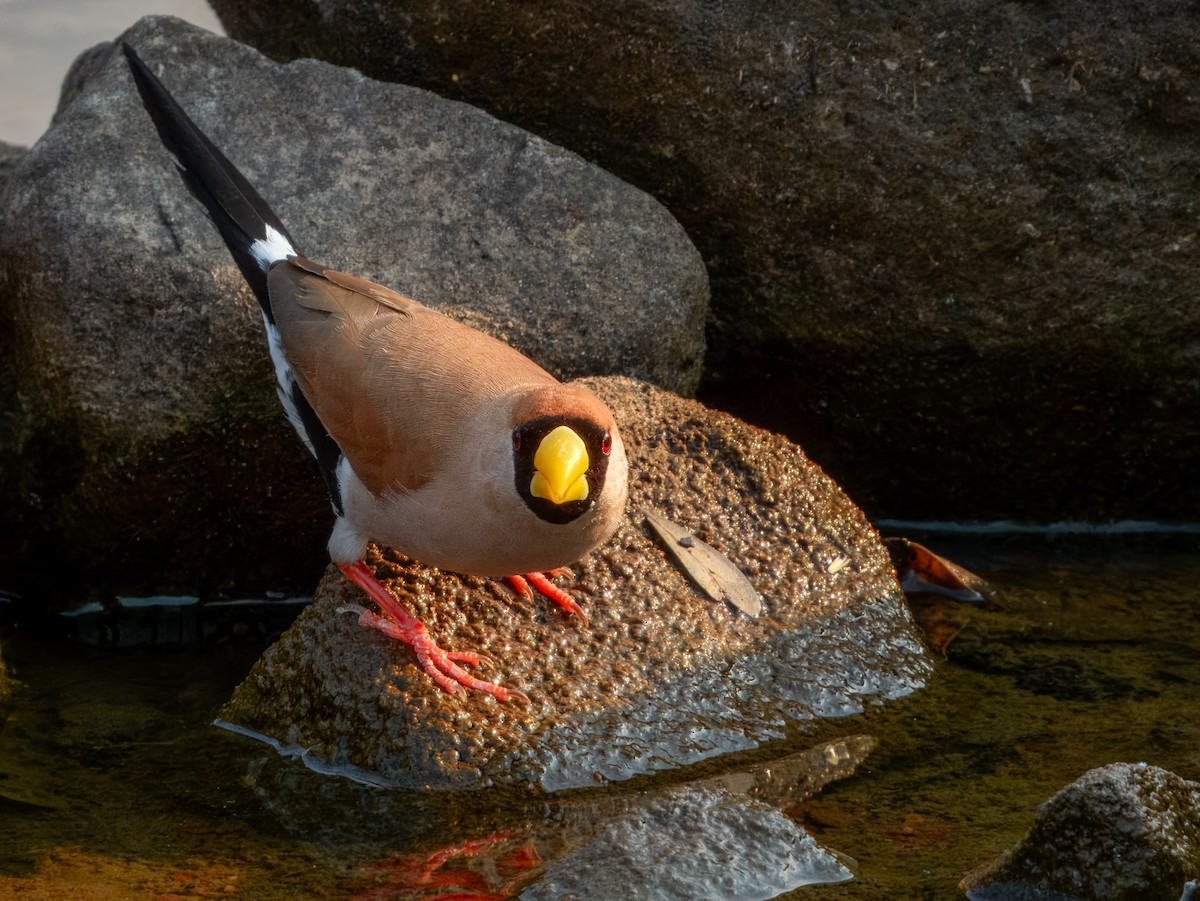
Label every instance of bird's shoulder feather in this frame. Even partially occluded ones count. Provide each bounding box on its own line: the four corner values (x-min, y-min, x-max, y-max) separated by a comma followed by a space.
266, 258, 558, 497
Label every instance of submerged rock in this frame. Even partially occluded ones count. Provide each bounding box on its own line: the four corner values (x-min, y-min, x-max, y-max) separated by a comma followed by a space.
0, 15, 706, 602
210, 0, 1200, 523
961, 762, 1200, 901
220, 377, 931, 790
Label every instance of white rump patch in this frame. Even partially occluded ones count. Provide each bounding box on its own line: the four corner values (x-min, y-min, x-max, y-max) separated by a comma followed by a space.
328, 500, 369, 562
262, 313, 314, 456
249, 224, 295, 271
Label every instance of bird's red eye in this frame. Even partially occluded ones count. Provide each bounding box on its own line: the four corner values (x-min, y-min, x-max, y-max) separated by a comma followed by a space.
512, 429, 521, 450
601, 431, 612, 455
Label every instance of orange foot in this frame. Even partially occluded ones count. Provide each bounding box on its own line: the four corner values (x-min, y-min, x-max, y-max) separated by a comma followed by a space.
338, 560, 530, 704
504, 568, 589, 627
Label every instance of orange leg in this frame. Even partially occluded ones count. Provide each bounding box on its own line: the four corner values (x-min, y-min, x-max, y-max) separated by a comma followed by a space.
504, 568, 588, 627
338, 560, 530, 704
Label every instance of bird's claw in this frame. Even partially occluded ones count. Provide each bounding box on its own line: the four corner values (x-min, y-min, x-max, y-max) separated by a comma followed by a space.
504, 569, 588, 627
355, 608, 528, 703
338, 560, 529, 703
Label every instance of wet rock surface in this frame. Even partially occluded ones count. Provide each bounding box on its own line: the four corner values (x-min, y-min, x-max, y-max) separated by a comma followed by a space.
220, 377, 932, 790
210, 0, 1200, 522
0, 15, 707, 603
961, 762, 1200, 901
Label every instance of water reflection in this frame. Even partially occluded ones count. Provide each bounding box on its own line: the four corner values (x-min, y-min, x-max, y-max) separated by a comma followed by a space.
243, 736, 868, 899
1, 534, 1198, 898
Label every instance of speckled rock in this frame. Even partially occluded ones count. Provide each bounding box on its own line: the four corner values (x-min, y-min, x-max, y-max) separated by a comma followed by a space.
0, 141, 24, 193
209, 0, 1200, 523
0, 16, 707, 602
219, 377, 932, 790
961, 762, 1200, 901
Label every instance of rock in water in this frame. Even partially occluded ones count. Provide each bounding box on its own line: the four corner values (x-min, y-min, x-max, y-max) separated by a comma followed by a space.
962, 762, 1200, 901
220, 377, 933, 790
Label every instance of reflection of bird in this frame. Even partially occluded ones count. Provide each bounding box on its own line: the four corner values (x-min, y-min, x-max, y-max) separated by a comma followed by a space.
124, 45, 628, 703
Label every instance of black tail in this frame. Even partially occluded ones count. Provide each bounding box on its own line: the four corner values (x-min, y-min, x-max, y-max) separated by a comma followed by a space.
123, 43, 296, 321
125, 44, 348, 514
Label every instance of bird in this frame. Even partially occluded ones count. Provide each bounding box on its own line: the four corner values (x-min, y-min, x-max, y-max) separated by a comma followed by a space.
122, 44, 629, 703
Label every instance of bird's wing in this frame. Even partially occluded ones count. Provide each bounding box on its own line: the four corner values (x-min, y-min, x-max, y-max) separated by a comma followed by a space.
267, 257, 557, 496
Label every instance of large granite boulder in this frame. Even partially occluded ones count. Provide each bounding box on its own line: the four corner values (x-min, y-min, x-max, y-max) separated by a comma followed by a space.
961, 762, 1200, 901
209, 0, 1200, 523
0, 16, 707, 601
219, 377, 933, 791
0, 141, 23, 191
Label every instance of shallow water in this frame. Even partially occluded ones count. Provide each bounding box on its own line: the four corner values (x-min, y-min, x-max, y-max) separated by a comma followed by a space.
1, 533, 1197, 899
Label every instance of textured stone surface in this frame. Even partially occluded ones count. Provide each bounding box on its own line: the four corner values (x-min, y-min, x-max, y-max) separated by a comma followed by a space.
0, 141, 24, 191
210, 0, 1200, 522
0, 16, 707, 601
961, 762, 1200, 901
220, 377, 932, 790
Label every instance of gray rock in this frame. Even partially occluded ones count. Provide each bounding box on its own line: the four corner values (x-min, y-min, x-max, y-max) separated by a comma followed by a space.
218, 377, 932, 791
209, 0, 1200, 523
0, 16, 707, 600
961, 762, 1200, 901
53, 41, 113, 124
0, 141, 24, 195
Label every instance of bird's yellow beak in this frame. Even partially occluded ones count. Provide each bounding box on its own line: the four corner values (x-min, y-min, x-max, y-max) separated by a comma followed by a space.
530, 425, 590, 505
